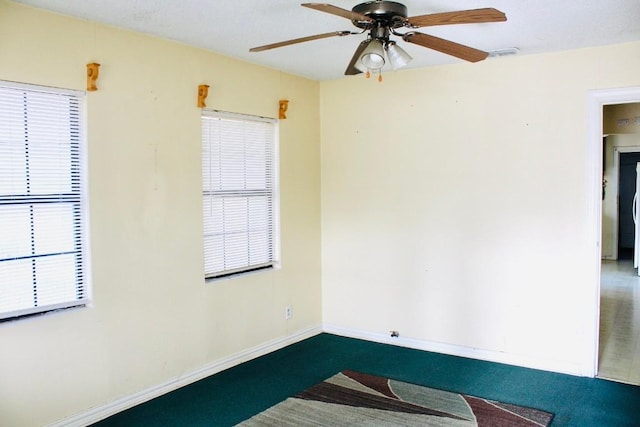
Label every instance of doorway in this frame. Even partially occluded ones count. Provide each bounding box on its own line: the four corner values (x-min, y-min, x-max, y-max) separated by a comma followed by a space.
591, 92, 640, 384
599, 146, 640, 384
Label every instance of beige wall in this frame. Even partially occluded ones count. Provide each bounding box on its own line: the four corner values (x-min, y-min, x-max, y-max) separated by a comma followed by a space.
320, 42, 640, 375
604, 103, 640, 134
0, 1, 321, 425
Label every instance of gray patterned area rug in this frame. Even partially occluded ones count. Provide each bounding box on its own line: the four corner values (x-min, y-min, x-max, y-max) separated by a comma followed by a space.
237, 370, 554, 426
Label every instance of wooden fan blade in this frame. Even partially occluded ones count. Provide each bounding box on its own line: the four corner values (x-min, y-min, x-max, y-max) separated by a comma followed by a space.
407, 8, 506, 28
302, 3, 373, 23
344, 40, 369, 75
403, 32, 488, 62
250, 31, 351, 52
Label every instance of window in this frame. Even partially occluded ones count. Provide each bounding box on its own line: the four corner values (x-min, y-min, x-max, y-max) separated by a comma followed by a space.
201, 110, 278, 279
0, 81, 89, 320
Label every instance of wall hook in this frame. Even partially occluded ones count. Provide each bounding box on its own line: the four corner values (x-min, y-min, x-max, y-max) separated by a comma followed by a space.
198, 84, 210, 108
86, 63, 100, 91
279, 99, 289, 119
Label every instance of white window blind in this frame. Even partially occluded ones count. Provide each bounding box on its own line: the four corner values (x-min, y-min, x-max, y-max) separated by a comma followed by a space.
201, 111, 277, 279
0, 82, 89, 320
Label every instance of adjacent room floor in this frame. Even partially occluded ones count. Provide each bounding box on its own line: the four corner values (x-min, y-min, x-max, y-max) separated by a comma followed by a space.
599, 260, 640, 384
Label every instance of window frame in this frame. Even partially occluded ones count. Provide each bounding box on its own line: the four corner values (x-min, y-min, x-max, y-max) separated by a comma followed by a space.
0, 80, 91, 321
201, 109, 280, 280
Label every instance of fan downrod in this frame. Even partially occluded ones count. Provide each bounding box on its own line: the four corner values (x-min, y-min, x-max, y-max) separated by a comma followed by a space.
351, 1, 408, 29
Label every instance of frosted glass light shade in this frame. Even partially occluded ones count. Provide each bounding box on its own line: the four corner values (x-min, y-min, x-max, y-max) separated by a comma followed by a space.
386, 42, 412, 69
359, 39, 385, 71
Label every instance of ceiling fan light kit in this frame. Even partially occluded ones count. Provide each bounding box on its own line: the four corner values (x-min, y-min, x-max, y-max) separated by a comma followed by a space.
250, 1, 507, 80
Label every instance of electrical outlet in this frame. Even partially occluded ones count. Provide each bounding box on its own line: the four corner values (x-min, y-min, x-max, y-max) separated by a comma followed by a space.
285, 306, 292, 320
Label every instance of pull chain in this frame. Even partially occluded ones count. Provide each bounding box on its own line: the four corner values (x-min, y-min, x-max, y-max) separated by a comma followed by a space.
364, 69, 382, 82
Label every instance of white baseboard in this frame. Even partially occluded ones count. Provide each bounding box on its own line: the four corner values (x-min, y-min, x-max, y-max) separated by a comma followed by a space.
322, 323, 588, 377
50, 325, 322, 427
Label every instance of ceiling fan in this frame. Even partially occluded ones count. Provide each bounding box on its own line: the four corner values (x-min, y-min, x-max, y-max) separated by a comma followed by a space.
250, 1, 507, 79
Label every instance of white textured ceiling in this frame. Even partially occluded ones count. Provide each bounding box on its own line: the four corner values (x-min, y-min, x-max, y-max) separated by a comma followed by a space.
11, 0, 640, 81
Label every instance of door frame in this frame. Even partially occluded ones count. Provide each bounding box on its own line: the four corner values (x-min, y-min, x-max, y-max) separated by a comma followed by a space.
588, 86, 640, 377
609, 146, 640, 260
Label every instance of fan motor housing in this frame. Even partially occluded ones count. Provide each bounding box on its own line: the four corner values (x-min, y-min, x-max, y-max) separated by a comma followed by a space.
351, 1, 408, 29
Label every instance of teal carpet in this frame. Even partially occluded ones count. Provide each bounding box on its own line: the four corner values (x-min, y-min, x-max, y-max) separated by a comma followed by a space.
92, 333, 640, 426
